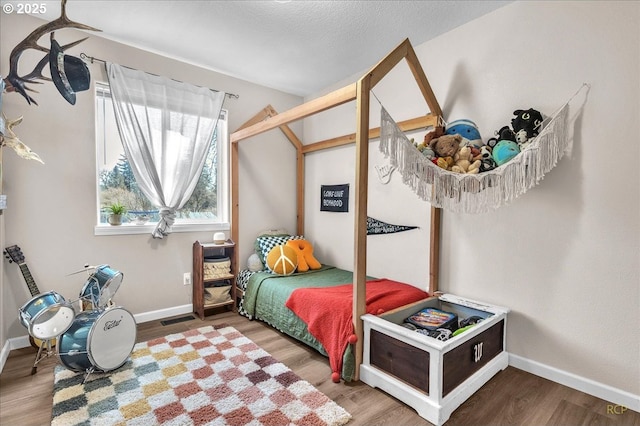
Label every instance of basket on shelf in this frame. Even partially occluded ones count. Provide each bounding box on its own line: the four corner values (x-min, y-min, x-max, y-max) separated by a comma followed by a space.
204, 256, 231, 280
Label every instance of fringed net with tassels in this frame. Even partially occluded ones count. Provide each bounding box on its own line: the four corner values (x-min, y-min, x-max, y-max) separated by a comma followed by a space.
379, 102, 571, 214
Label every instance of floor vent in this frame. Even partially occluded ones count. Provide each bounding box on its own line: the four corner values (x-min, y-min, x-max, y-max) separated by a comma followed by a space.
161, 315, 196, 326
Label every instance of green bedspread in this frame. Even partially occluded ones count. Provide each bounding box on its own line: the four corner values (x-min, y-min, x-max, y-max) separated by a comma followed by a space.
242, 265, 359, 381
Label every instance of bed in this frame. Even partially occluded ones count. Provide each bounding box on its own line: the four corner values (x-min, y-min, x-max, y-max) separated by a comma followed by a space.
237, 260, 428, 382
227, 39, 513, 423
230, 39, 443, 381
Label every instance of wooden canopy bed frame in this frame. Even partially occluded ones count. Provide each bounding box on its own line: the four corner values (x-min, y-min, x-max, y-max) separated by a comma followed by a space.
229, 38, 444, 381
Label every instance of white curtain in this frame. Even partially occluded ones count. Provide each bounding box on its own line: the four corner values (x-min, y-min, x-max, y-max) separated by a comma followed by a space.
106, 63, 225, 238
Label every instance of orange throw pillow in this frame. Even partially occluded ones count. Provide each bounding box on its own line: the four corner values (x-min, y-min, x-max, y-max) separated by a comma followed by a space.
285, 239, 321, 272
266, 244, 298, 275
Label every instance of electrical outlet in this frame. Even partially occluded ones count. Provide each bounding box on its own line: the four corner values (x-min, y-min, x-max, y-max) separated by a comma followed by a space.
183, 272, 192, 286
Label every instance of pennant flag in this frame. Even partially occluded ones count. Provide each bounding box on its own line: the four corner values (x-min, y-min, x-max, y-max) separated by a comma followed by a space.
367, 216, 418, 235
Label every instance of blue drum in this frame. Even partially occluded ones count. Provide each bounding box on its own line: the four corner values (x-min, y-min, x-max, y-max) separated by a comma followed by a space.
19, 291, 75, 340
79, 265, 124, 309
58, 306, 136, 372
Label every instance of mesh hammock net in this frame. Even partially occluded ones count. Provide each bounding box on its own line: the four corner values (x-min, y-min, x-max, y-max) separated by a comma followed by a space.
379, 101, 571, 214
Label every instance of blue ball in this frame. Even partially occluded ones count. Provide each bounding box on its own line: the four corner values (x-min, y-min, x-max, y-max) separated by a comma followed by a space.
492, 140, 520, 166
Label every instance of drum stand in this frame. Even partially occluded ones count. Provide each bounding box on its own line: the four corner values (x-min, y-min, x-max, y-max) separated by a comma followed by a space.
31, 338, 56, 375
28, 295, 85, 375
82, 366, 97, 384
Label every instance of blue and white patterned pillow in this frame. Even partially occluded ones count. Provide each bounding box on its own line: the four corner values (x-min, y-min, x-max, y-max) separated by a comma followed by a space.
254, 234, 304, 266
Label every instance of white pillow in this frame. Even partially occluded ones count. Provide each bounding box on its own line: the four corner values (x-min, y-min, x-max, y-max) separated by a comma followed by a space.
247, 253, 264, 272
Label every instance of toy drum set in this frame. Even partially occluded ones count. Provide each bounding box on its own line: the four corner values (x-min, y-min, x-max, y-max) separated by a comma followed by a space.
18, 264, 136, 380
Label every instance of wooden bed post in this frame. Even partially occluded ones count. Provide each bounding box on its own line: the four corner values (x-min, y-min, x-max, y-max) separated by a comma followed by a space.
231, 134, 239, 251
352, 75, 371, 380
429, 206, 441, 295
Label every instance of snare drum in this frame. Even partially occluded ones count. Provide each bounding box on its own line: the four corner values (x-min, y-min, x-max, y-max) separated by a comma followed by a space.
19, 291, 75, 340
58, 306, 136, 372
79, 265, 124, 308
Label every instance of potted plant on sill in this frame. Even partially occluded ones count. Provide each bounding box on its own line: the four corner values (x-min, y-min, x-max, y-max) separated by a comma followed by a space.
107, 202, 127, 226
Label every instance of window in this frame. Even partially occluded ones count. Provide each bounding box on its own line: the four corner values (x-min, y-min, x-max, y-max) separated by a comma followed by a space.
95, 82, 229, 235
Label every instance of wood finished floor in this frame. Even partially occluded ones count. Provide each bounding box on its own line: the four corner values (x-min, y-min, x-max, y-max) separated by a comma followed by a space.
1, 311, 638, 426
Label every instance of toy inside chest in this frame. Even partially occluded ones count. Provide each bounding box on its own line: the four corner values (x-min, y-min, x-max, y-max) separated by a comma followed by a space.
360, 294, 509, 426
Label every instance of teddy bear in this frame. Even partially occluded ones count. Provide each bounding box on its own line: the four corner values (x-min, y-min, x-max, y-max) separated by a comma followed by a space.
412, 126, 443, 160
451, 146, 481, 174
429, 134, 462, 158
429, 134, 462, 171
424, 126, 444, 145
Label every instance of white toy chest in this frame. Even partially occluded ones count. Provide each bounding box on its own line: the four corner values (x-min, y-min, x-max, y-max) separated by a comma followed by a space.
360, 294, 509, 425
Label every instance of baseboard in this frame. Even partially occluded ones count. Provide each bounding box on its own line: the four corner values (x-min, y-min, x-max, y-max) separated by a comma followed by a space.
0, 339, 10, 374
0, 304, 194, 374
0, 335, 31, 373
132, 304, 193, 324
509, 353, 640, 413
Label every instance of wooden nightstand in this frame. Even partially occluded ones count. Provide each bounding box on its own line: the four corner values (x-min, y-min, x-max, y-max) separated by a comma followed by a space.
192, 240, 236, 320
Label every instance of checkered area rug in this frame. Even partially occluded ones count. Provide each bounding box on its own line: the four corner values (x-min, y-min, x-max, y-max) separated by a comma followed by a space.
51, 324, 351, 425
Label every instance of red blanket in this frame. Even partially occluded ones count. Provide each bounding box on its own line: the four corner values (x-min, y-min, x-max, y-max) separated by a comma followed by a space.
285, 279, 428, 382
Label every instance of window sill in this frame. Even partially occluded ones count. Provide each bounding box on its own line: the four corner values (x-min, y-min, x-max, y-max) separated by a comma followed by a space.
94, 222, 230, 236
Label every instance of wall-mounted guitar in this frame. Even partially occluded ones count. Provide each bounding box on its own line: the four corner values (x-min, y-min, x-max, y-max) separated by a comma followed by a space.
3, 245, 76, 350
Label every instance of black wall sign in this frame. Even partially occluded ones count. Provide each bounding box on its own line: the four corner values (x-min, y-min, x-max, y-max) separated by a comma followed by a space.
321, 184, 349, 212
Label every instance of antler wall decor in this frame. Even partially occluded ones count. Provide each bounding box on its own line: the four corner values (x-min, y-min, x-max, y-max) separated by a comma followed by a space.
0, 0, 102, 167
2, 0, 101, 105
0, 114, 44, 164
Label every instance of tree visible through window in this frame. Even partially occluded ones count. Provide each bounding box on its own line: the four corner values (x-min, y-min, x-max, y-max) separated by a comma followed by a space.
96, 82, 228, 226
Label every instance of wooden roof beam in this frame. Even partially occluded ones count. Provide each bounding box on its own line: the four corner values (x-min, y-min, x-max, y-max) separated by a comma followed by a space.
302, 113, 439, 154
230, 83, 357, 143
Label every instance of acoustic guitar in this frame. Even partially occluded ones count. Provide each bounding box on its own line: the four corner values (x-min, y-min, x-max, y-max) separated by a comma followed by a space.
3, 245, 57, 349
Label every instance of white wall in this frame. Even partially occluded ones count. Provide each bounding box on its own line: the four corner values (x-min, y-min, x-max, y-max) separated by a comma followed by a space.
0, 13, 301, 345
2, 0, 637, 407
302, 1, 639, 398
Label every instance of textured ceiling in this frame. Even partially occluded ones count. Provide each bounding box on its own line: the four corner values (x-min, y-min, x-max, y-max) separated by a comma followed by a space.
31, 0, 511, 97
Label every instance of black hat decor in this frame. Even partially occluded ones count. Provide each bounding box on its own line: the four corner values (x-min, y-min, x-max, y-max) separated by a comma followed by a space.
49, 33, 90, 105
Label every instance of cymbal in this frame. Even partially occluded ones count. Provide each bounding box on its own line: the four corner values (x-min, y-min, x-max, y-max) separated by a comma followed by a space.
66, 264, 95, 276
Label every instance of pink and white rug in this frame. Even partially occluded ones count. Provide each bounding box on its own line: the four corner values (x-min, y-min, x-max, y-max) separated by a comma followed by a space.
52, 324, 351, 425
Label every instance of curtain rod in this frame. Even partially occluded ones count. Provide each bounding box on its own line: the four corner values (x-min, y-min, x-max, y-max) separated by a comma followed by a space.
80, 53, 240, 99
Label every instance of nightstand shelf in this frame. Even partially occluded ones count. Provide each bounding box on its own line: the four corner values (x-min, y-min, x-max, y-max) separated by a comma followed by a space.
193, 240, 236, 320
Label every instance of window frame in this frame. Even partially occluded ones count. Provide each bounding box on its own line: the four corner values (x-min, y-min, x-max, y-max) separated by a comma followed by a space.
93, 82, 230, 236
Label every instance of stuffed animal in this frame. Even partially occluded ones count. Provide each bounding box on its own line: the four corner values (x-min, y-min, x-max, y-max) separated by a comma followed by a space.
445, 119, 482, 148
419, 145, 435, 159
492, 140, 520, 166
423, 126, 444, 145
511, 108, 544, 150
429, 134, 462, 158
451, 146, 481, 174
478, 146, 497, 172
413, 131, 438, 159
434, 156, 454, 170
511, 108, 544, 138
486, 125, 515, 149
